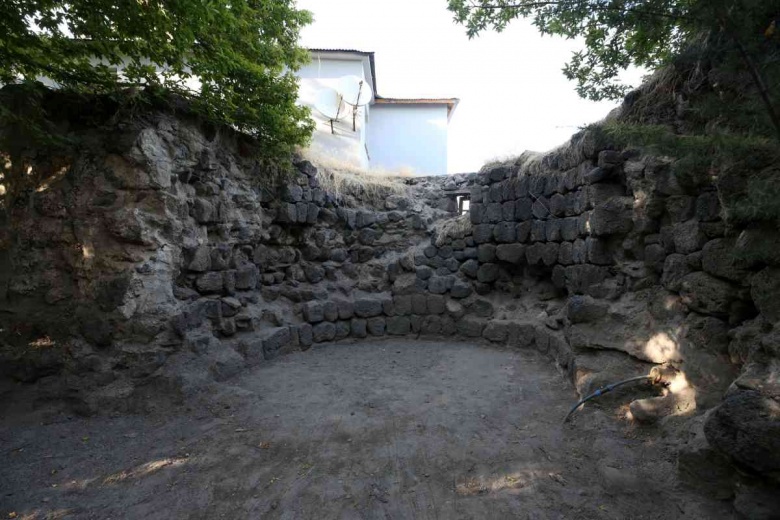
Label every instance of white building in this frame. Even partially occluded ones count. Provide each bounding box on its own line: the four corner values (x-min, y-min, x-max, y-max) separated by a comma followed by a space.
297, 49, 458, 176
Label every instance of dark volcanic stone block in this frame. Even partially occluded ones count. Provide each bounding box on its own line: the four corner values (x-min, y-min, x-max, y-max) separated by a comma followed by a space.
478, 244, 497, 263
354, 299, 383, 318
516, 221, 532, 243
493, 222, 516, 243
496, 244, 525, 264
367, 317, 386, 336
473, 224, 493, 244
515, 197, 533, 221
351, 319, 367, 338
477, 263, 500, 283
312, 322, 336, 343
386, 316, 411, 335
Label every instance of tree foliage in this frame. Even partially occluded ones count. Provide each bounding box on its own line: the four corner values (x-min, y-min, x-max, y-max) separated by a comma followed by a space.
0, 0, 314, 160
449, 0, 780, 263
446, 0, 780, 108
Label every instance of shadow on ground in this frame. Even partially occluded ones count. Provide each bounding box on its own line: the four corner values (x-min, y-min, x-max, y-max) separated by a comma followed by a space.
1, 340, 731, 519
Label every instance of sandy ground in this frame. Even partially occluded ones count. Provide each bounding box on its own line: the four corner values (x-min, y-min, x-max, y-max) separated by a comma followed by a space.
1, 340, 732, 520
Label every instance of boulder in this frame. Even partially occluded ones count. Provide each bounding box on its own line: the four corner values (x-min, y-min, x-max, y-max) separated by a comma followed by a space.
516, 221, 532, 242
460, 259, 480, 278
477, 263, 500, 283
679, 272, 738, 318
673, 220, 708, 254
421, 315, 442, 335
428, 276, 452, 294
665, 195, 695, 222
351, 319, 368, 338
282, 184, 303, 203
477, 244, 497, 263
584, 166, 609, 184
531, 220, 546, 242
472, 224, 494, 244
751, 267, 780, 324
585, 237, 612, 265
496, 244, 525, 264
545, 220, 561, 242
446, 300, 465, 319
393, 295, 412, 316
334, 321, 350, 339
312, 322, 336, 343
469, 299, 494, 318
427, 294, 446, 315
470, 203, 485, 224
335, 299, 355, 320
297, 324, 313, 349
302, 301, 324, 323
560, 218, 578, 241
411, 294, 428, 314
367, 317, 386, 336
644, 244, 667, 272
263, 327, 292, 359
356, 210, 377, 228
696, 191, 721, 222
564, 265, 608, 295
566, 295, 608, 324
195, 272, 224, 294
493, 222, 516, 243
549, 193, 566, 216
457, 318, 485, 338
558, 242, 574, 265
323, 301, 338, 322
541, 243, 560, 266
485, 203, 503, 223
187, 245, 211, 272
682, 313, 729, 355
515, 198, 533, 221
416, 265, 434, 280
235, 265, 259, 290
354, 298, 383, 318
450, 280, 473, 299
661, 254, 693, 292
525, 243, 544, 265
704, 390, 780, 476
483, 321, 511, 343
589, 196, 633, 236
386, 316, 411, 335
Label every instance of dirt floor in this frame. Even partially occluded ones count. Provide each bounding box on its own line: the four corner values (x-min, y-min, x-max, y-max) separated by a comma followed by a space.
1, 340, 733, 519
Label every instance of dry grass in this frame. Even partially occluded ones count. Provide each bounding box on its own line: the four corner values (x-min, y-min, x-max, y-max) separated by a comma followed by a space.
432, 213, 472, 247
299, 149, 410, 206
480, 150, 545, 177
479, 153, 518, 173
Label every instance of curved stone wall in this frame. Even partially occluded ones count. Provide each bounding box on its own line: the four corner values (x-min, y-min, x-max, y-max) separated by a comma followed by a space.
1, 98, 778, 505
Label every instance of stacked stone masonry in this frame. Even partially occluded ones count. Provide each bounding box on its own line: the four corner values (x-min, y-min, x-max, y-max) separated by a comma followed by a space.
1, 106, 778, 507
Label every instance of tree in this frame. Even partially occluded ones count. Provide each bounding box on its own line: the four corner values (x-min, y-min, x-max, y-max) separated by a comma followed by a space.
0, 0, 314, 160
446, 1, 780, 140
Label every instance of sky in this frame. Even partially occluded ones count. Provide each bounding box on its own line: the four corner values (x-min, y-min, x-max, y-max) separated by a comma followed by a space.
297, 0, 646, 174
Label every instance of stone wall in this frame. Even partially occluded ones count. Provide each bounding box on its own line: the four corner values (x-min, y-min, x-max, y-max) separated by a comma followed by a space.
1, 97, 778, 508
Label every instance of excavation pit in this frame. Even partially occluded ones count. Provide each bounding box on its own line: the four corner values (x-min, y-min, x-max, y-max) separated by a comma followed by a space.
1, 340, 729, 519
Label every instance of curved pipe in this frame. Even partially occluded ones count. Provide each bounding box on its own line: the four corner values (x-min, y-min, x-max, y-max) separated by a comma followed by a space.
564, 375, 654, 423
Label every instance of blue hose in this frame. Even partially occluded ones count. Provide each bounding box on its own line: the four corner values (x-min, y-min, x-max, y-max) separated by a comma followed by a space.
564, 375, 653, 423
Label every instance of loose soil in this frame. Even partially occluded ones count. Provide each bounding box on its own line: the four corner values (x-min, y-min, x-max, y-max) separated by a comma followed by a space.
1, 340, 731, 519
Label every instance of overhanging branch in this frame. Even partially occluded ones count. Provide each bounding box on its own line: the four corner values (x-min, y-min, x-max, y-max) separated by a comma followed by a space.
465, 0, 692, 22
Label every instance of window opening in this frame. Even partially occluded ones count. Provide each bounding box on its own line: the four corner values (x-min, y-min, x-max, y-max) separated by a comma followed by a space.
457, 195, 470, 215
